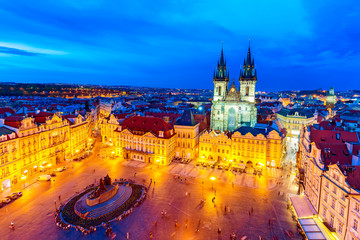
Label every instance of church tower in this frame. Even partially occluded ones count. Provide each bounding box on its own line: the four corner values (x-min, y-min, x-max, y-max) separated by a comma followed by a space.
212, 46, 229, 101
239, 42, 257, 103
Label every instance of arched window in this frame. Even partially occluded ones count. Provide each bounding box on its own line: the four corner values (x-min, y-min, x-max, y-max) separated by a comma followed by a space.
246, 86, 249, 96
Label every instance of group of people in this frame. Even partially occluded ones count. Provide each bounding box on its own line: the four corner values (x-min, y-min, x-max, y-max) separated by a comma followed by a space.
54, 208, 70, 231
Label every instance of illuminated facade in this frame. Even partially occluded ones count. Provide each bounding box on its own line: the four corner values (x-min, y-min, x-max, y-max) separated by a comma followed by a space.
276, 108, 316, 150
106, 116, 176, 166
299, 126, 360, 239
0, 113, 92, 192
210, 45, 257, 132
174, 110, 200, 160
199, 126, 285, 168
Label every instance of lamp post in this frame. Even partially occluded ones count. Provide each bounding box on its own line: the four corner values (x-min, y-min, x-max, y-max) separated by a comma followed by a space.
156, 159, 160, 169
210, 176, 216, 190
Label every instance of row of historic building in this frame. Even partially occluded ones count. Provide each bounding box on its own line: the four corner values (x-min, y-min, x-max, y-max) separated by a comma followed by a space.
100, 45, 286, 169
0, 112, 92, 191
100, 111, 285, 168
298, 121, 360, 239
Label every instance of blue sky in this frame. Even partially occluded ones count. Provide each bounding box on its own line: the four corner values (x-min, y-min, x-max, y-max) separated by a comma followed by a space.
0, 0, 359, 91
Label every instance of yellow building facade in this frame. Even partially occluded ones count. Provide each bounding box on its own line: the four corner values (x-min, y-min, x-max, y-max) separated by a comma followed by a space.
101, 115, 176, 166
199, 127, 285, 168
0, 113, 92, 192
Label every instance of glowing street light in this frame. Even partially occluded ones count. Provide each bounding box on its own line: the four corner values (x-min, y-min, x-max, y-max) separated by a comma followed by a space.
156, 159, 160, 168
210, 176, 216, 189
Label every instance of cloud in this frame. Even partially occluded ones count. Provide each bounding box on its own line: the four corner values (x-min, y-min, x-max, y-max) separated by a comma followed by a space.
0, 46, 43, 56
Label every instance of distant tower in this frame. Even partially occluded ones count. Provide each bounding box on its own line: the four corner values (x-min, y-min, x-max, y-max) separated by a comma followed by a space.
212, 45, 229, 101
239, 42, 257, 103
326, 87, 336, 108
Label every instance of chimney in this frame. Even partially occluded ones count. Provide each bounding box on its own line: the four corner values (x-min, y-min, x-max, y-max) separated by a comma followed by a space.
163, 116, 170, 123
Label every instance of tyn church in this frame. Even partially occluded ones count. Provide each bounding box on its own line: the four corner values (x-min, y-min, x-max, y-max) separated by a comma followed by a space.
210, 44, 257, 132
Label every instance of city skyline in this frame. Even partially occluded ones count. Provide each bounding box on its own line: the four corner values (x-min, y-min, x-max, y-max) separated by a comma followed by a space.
0, 1, 359, 91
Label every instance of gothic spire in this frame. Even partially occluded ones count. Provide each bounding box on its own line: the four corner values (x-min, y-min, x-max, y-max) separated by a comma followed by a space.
214, 44, 229, 81
240, 40, 256, 80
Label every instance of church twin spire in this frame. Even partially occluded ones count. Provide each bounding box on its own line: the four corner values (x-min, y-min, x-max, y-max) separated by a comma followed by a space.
214, 41, 257, 81
213, 45, 229, 81
239, 41, 257, 80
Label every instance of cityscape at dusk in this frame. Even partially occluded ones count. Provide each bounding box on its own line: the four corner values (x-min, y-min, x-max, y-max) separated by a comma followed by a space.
0, 1, 360, 240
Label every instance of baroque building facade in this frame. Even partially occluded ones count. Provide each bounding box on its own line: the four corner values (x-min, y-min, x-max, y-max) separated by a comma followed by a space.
0, 113, 92, 192
210, 45, 257, 132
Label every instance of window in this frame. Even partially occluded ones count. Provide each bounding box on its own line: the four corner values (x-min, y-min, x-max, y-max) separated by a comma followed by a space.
341, 193, 345, 201
353, 219, 358, 231
333, 186, 337, 195
245, 86, 249, 96
331, 198, 336, 209
322, 207, 327, 218
340, 206, 344, 217
324, 192, 328, 202
338, 222, 343, 233
356, 203, 360, 212
330, 215, 334, 228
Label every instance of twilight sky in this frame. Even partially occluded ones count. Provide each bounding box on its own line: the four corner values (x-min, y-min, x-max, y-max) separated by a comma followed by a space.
0, 0, 359, 91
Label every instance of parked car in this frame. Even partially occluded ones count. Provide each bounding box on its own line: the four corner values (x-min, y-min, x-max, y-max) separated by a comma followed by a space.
53, 166, 66, 172
224, 165, 230, 171
50, 172, 57, 177
9, 193, 18, 200
211, 163, 216, 168
38, 175, 52, 181
5, 196, 13, 202
217, 165, 223, 170
0, 201, 3, 208
16, 192, 22, 197
1, 198, 10, 204
196, 162, 200, 166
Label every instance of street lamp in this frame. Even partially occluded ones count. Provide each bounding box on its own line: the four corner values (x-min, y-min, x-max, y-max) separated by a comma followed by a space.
210, 176, 216, 190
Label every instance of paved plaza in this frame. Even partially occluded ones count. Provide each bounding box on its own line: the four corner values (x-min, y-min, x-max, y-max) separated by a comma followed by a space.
0, 141, 299, 240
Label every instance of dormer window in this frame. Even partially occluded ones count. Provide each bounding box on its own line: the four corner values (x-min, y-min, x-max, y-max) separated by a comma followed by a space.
159, 131, 164, 137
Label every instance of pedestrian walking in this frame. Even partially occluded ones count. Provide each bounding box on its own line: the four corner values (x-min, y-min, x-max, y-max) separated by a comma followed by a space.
248, 211, 251, 216
268, 218, 271, 226
134, 172, 136, 177
218, 228, 222, 235
58, 195, 61, 201
154, 181, 155, 185
127, 232, 130, 239
212, 197, 216, 203
225, 205, 227, 213
214, 190, 216, 196
251, 207, 253, 214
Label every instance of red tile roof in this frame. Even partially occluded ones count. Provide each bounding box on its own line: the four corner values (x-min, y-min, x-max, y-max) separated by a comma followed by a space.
28, 112, 53, 123
345, 166, 360, 191
119, 116, 175, 139
0, 108, 15, 115
144, 112, 181, 123
310, 128, 359, 166
317, 143, 352, 165
4, 116, 24, 128
310, 128, 359, 144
